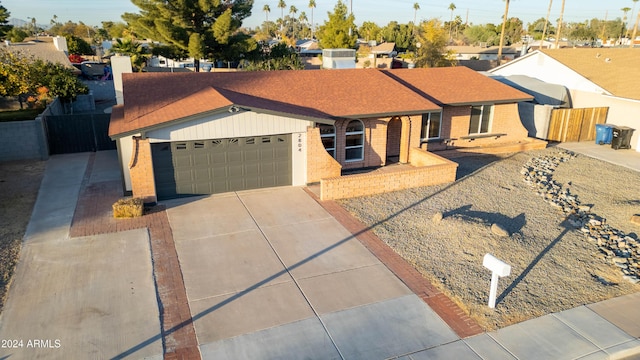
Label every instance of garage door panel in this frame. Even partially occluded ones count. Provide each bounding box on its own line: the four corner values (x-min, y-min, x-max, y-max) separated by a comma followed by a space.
152, 134, 291, 200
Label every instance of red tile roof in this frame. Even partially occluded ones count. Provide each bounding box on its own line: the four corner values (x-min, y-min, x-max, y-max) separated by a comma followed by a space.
383, 66, 533, 105
109, 67, 533, 137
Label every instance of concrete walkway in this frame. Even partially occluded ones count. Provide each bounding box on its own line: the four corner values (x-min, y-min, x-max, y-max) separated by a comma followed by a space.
558, 141, 640, 172
1, 147, 639, 359
0, 152, 163, 359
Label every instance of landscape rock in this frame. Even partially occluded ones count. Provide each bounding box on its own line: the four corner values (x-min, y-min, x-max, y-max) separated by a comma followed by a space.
432, 211, 443, 224
521, 150, 640, 284
491, 223, 510, 237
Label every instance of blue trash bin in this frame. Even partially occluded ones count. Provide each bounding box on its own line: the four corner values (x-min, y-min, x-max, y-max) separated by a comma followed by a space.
595, 124, 614, 145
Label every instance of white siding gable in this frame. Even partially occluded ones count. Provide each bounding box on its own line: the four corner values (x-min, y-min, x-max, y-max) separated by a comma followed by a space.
146, 111, 314, 142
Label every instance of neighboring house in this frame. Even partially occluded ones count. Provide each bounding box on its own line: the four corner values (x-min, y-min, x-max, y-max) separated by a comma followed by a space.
489, 48, 640, 150
489, 74, 571, 139
448, 45, 520, 61
4, 36, 80, 75
109, 63, 543, 203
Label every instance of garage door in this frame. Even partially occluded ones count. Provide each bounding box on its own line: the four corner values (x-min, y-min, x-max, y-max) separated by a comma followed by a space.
152, 135, 291, 199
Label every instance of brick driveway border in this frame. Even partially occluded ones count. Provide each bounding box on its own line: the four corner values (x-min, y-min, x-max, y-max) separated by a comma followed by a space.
304, 188, 483, 338
70, 153, 201, 360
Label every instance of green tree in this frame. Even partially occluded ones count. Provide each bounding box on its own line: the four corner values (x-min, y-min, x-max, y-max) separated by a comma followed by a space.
448, 3, 456, 41
123, 0, 253, 72
380, 21, 413, 51
5, 27, 28, 42
65, 35, 93, 55
463, 24, 499, 45
413, 3, 420, 25
0, 48, 87, 110
101, 21, 128, 40
244, 42, 303, 70
414, 19, 456, 68
0, 2, 12, 39
528, 17, 555, 40
501, 17, 523, 45
110, 38, 149, 71
358, 21, 381, 42
317, 0, 357, 48
289, 5, 298, 39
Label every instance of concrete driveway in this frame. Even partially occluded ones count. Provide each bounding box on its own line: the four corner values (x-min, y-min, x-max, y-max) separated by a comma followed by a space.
165, 187, 459, 359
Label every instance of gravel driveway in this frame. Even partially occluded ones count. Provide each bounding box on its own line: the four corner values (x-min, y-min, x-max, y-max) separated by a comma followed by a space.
339, 147, 640, 330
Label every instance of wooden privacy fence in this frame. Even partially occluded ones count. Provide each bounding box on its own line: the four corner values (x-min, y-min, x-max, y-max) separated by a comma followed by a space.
547, 107, 609, 142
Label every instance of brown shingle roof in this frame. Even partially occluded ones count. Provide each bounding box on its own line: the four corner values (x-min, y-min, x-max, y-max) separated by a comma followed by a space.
383, 66, 533, 105
109, 69, 441, 137
539, 48, 640, 100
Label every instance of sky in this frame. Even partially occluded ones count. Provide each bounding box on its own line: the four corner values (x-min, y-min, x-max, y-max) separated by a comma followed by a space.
3, 0, 637, 30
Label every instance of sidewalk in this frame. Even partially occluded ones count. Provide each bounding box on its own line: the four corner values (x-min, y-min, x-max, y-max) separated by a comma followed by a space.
558, 141, 640, 172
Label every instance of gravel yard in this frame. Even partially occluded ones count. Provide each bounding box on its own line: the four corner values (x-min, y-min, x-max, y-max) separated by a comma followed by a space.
0, 160, 45, 314
339, 147, 640, 330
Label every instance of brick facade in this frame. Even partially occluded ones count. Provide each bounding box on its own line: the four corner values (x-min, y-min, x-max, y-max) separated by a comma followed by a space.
424, 103, 530, 151
320, 149, 458, 201
129, 137, 157, 204
306, 126, 342, 183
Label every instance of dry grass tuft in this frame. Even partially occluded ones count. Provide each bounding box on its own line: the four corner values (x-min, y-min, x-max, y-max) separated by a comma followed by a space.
113, 197, 144, 218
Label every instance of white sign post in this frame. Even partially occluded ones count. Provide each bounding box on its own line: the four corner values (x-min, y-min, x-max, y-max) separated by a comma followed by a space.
483, 254, 511, 309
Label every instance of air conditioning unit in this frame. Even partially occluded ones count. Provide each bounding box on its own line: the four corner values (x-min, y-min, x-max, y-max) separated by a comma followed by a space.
322, 49, 356, 69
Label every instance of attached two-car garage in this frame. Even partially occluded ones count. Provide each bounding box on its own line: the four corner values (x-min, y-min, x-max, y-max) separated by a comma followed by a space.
151, 134, 292, 200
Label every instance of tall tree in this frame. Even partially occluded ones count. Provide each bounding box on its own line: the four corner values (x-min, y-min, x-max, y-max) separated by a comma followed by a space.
554, 0, 566, 48
448, 3, 456, 42
413, 3, 420, 25
123, 0, 253, 72
309, 0, 316, 38
263, 4, 270, 22
278, 0, 287, 33
414, 19, 455, 68
110, 38, 149, 72
540, 0, 553, 47
0, 3, 12, 39
290, 5, 298, 39
622, 7, 632, 37
632, 0, 640, 30
317, 0, 357, 49
497, 0, 510, 62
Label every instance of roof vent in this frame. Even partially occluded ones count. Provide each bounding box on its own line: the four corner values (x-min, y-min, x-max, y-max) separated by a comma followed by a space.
595, 53, 601, 58
605, 58, 611, 63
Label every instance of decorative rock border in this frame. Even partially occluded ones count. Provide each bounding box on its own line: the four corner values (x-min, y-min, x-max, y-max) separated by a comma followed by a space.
521, 150, 640, 284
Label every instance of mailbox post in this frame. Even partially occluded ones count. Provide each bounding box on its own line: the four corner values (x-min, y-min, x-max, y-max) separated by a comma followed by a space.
483, 254, 511, 309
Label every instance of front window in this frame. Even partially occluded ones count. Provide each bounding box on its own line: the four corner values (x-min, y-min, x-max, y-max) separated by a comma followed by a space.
469, 105, 493, 134
421, 112, 441, 140
318, 124, 336, 158
345, 120, 364, 162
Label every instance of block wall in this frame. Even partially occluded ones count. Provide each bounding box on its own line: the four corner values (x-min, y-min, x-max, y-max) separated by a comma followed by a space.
0, 119, 48, 161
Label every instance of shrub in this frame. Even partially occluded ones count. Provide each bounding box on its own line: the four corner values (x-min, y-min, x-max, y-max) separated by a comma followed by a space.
112, 197, 144, 218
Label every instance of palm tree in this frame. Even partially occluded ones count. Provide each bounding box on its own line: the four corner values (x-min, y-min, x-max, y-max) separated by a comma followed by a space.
622, 7, 632, 37
278, 0, 286, 33
448, 3, 456, 42
263, 4, 271, 22
497, 0, 510, 62
309, 0, 316, 38
290, 5, 298, 39
413, 2, 420, 25
554, 0, 565, 48
633, 0, 640, 29
540, 0, 552, 48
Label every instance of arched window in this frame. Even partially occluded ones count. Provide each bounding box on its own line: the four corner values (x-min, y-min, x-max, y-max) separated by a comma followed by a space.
345, 120, 364, 162
318, 124, 336, 158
